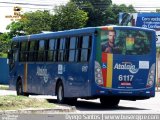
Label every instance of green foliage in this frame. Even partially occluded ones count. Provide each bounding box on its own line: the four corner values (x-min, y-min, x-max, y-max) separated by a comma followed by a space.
22, 10, 53, 34
6, 21, 24, 38
71, 0, 136, 26
0, 33, 11, 57
71, 0, 112, 26
7, 10, 54, 35
52, 2, 88, 31
111, 4, 136, 24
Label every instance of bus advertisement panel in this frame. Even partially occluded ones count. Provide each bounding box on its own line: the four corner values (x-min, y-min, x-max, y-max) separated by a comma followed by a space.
8, 26, 156, 107
119, 12, 160, 46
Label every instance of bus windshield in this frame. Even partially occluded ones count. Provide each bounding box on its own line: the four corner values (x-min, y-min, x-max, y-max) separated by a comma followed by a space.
100, 29, 152, 55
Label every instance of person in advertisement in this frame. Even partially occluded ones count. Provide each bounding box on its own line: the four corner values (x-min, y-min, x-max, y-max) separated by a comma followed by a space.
101, 30, 116, 53
101, 30, 121, 54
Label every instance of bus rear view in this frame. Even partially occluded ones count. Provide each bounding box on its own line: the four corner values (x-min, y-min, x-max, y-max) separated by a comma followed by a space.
94, 26, 156, 106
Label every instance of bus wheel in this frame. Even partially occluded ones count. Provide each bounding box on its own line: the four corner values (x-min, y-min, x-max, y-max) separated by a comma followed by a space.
57, 82, 65, 104
100, 97, 120, 107
16, 81, 23, 95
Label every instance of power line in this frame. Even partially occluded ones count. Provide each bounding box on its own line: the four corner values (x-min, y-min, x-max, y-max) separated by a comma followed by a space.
0, 2, 51, 6
0, 5, 53, 10
0, 1, 66, 7
1, 1, 160, 9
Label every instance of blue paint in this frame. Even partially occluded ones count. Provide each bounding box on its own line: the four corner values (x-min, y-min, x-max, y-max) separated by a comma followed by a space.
0, 58, 9, 84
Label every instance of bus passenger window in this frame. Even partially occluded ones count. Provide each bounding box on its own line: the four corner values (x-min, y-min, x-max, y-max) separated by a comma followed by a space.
64, 38, 70, 62
28, 41, 35, 61
80, 36, 92, 62
54, 39, 60, 62
69, 37, 77, 62
20, 41, 28, 62
48, 39, 55, 61
58, 38, 65, 62
38, 40, 45, 61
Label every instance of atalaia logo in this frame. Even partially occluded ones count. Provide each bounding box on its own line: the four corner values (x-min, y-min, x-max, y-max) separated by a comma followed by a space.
114, 63, 136, 70
114, 62, 139, 74
36, 66, 49, 83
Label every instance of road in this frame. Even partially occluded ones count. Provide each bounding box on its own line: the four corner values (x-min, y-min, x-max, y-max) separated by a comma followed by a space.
0, 90, 160, 114
75, 92, 160, 114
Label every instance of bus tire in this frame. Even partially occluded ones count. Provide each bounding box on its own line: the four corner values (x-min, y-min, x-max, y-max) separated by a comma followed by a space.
16, 80, 23, 96
57, 81, 65, 104
100, 97, 120, 107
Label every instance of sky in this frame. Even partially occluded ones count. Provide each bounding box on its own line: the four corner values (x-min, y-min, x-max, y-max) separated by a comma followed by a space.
0, 0, 160, 33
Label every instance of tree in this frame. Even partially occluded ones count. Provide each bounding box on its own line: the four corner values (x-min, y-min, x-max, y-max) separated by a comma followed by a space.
52, 2, 88, 31
6, 21, 24, 38
71, 0, 112, 26
22, 10, 53, 34
7, 10, 54, 36
0, 33, 11, 57
110, 4, 136, 24
71, 0, 136, 26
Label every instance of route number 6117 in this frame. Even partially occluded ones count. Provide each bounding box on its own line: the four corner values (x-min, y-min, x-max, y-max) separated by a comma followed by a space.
118, 75, 134, 82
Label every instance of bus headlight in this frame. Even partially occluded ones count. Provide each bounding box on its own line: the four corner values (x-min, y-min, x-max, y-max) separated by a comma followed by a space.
147, 63, 155, 87
95, 61, 103, 86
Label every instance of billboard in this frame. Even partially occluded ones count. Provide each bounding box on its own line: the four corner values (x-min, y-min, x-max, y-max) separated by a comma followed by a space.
119, 12, 160, 46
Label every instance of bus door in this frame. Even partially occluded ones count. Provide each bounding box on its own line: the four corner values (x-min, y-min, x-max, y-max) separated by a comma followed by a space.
65, 35, 92, 97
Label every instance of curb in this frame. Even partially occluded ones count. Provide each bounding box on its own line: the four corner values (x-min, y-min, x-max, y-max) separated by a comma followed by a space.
0, 106, 76, 114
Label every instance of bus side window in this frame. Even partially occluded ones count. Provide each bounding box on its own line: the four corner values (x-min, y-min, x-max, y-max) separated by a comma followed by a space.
75, 36, 82, 62
80, 36, 92, 62
38, 40, 45, 61
20, 41, 28, 62
58, 38, 65, 62
28, 41, 34, 61
47, 39, 55, 61
64, 37, 70, 62
69, 37, 77, 62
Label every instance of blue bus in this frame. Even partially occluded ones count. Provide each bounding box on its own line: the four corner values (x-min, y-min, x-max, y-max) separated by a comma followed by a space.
8, 26, 156, 107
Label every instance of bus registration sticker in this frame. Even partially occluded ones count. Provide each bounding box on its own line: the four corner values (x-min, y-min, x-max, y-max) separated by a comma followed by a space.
139, 61, 149, 69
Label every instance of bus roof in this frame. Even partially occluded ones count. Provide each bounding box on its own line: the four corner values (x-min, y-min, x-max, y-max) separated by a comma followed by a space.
12, 27, 97, 41
12, 26, 155, 41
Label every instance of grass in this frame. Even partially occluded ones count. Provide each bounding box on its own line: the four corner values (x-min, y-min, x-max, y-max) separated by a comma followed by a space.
0, 85, 9, 90
0, 95, 55, 110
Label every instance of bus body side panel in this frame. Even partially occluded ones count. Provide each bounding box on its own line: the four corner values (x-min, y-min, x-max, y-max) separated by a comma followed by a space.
9, 62, 19, 90
9, 49, 21, 91
27, 63, 91, 97
62, 63, 89, 97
